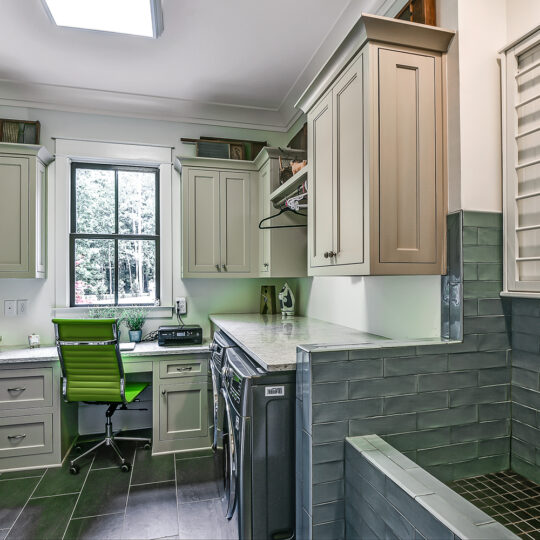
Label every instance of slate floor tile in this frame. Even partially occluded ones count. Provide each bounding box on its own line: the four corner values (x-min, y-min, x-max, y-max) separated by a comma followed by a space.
32, 459, 89, 498
123, 481, 178, 539
0, 477, 40, 529
64, 512, 125, 540
6, 493, 77, 540
176, 456, 221, 503
177, 499, 236, 540
90, 442, 137, 471
0, 529, 9, 540
130, 449, 174, 486
72, 468, 130, 518
0, 469, 46, 481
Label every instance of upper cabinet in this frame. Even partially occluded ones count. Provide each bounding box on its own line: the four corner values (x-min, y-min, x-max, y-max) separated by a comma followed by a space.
176, 150, 307, 279
304, 14, 454, 276
0, 144, 53, 278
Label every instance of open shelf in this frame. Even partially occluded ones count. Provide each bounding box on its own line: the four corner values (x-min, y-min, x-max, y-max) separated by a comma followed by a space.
269, 167, 307, 208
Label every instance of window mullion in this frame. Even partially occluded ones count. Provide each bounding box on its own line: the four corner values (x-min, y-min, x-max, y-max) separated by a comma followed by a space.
114, 170, 119, 306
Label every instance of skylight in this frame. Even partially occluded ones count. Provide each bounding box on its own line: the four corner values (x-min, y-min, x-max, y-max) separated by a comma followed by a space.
43, 0, 163, 38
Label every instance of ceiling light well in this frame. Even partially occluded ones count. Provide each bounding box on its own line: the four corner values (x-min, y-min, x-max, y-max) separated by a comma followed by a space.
42, 0, 164, 38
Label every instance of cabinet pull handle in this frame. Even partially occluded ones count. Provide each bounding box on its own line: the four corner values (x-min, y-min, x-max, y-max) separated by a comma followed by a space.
176, 366, 193, 372
215, 264, 221, 272
222, 264, 227, 271
8, 434, 26, 440
161, 389, 167, 396
329, 251, 336, 258
263, 263, 269, 268
7, 387, 26, 392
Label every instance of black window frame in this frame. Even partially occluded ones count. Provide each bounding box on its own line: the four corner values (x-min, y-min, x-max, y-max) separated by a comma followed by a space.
69, 162, 160, 307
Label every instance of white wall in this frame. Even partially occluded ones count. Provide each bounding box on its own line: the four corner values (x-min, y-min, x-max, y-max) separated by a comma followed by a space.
0, 105, 293, 346
506, 0, 540, 44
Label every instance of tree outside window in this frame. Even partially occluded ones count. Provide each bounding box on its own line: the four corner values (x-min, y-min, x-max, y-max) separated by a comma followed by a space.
70, 163, 160, 306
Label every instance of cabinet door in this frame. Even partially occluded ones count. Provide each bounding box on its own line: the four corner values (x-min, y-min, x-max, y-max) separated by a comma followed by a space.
220, 171, 251, 273
333, 54, 367, 267
158, 379, 208, 441
259, 161, 271, 274
187, 169, 221, 273
376, 48, 443, 270
0, 156, 30, 274
35, 160, 47, 276
308, 93, 334, 267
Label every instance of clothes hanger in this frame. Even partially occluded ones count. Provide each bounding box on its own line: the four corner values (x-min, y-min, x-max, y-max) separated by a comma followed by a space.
258, 207, 307, 230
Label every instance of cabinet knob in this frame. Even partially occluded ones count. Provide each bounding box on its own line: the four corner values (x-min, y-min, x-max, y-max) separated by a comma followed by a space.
161, 389, 167, 396
215, 264, 221, 272
222, 264, 227, 271
324, 252, 329, 259
264, 263, 269, 268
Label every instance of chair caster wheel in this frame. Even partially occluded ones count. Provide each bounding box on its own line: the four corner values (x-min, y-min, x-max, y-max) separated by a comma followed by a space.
143, 442, 151, 450
121, 462, 131, 473
74, 445, 82, 453
69, 464, 80, 475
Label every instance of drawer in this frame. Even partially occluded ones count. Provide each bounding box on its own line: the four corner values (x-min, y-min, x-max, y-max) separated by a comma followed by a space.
123, 360, 153, 374
159, 355, 208, 379
0, 368, 53, 410
0, 414, 53, 458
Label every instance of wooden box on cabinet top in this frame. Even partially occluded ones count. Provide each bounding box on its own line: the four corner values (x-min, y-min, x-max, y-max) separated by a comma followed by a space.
0, 144, 53, 278
305, 15, 454, 276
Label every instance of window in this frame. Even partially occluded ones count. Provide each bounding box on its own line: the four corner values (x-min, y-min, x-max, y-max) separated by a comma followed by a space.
70, 163, 160, 306
502, 27, 540, 295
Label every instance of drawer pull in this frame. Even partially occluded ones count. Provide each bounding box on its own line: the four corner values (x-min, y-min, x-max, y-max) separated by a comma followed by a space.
8, 434, 26, 440
7, 387, 26, 392
176, 366, 193, 372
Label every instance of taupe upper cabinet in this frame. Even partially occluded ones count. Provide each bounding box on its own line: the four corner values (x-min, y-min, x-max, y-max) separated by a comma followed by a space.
178, 158, 256, 278
0, 144, 53, 278
302, 14, 454, 276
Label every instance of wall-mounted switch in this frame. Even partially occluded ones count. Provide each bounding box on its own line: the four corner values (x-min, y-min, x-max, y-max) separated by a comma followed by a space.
176, 297, 187, 315
4, 300, 16, 317
17, 300, 28, 316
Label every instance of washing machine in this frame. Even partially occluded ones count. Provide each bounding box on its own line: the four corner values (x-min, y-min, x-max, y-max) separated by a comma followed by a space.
209, 330, 237, 450
221, 346, 295, 540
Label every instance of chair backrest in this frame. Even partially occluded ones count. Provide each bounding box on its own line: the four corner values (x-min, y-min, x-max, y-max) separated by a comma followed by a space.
52, 318, 126, 403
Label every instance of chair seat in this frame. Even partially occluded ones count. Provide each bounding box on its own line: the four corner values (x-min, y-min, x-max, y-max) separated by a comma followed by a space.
125, 382, 149, 403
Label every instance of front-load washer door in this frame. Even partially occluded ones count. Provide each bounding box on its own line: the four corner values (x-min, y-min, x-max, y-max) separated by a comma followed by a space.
221, 388, 237, 520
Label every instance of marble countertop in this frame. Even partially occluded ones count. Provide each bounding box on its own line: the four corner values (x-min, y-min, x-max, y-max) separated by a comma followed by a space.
0, 340, 211, 364
209, 314, 389, 371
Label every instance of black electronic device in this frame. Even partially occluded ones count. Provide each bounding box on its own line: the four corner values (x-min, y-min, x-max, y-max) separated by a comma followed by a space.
158, 325, 203, 346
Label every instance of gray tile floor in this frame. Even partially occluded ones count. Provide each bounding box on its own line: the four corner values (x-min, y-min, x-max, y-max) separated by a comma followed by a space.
450, 470, 540, 539
0, 431, 237, 540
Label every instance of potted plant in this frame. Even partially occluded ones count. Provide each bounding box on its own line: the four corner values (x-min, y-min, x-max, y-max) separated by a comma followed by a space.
123, 307, 147, 343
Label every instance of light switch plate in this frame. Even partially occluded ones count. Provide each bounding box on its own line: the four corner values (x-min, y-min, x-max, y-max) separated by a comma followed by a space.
17, 300, 28, 316
4, 300, 16, 317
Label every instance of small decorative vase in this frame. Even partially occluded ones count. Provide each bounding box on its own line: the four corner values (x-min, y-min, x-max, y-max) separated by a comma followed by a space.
129, 330, 142, 343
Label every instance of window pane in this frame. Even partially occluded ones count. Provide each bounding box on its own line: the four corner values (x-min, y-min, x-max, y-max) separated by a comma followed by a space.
75, 168, 115, 233
74, 239, 115, 305
118, 239, 156, 304
118, 170, 156, 235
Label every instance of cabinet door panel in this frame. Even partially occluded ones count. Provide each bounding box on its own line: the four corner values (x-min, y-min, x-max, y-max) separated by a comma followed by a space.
0, 156, 29, 273
187, 169, 220, 273
308, 94, 333, 267
158, 380, 208, 440
36, 161, 46, 275
220, 171, 251, 273
259, 161, 271, 273
378, 48, 439, 265
333, 55, 366, 266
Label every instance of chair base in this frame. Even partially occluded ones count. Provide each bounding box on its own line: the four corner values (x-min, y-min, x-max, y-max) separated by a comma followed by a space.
69, 403, 151, 474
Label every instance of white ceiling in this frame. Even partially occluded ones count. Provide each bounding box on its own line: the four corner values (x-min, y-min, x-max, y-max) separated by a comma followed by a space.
0, 0, 384, 130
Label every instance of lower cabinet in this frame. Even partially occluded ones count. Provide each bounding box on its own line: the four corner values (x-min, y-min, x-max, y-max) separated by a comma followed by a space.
152, 354, 212, 454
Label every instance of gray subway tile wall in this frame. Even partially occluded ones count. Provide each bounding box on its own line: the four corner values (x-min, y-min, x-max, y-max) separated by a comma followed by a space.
296, 211, 517, 540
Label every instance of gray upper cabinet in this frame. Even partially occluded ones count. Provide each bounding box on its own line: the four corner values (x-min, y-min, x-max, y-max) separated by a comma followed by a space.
0, 144, 53, 278
304, 15, 454, 276
179, 157, 257, 278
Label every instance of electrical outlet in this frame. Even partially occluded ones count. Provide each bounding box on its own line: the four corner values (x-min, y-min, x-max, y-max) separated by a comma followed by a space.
176, 297, 187, 315
4, 300, 16, 317
17, 300, 28, 316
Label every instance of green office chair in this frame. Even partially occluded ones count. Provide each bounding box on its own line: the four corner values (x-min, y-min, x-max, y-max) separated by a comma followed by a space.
52, 318, 151, 475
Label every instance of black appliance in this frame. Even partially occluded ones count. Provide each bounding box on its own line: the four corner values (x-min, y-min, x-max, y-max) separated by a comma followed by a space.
222, 347, 295, 540
209, 330, 237, 450
157, 325, 203, 346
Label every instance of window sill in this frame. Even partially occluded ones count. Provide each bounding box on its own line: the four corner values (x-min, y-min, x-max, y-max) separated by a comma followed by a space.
52, 306, 173, 319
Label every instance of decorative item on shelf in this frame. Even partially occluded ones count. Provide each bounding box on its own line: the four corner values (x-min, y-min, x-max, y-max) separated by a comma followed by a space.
278, 282, 295, 317
229, 142, 245, 161
28, 334, 40, 348
279, 155, 293, 184
181, 136, 268, 161
260, 285, 276, 315
0, 119, 40, 144
291, 159, 307, 175
123, 307, 148, 343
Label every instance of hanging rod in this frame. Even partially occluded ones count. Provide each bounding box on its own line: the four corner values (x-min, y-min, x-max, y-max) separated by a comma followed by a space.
516, 224, 540, 232
516, 190, 540, 201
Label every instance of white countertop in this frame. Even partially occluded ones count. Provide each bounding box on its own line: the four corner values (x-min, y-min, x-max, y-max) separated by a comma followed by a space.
209, 314, 388, 371
0, 340, 211, 364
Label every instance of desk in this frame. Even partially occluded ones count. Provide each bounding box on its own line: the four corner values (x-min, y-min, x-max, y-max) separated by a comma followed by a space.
0, 341, 211, 472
